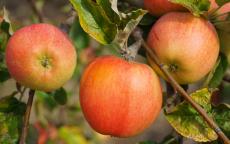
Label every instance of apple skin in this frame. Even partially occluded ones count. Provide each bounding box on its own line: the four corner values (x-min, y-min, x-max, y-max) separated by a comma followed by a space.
80, 56, 162, 137
147, 12, 219, 84
6, 24, 77, 92
144, 0, 186, 16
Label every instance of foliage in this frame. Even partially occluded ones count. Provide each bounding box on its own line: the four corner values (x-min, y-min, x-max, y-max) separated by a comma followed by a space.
0, 96, 26, 144
69, 0, 147, 50
0, 8, 12, 83
213, 104, 230, 137
170, 0, 211, 16
205, 54, 229, 88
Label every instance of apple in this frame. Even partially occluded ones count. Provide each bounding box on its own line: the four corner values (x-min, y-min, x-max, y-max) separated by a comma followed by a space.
6, 24, 77, 92
80, 56, 162, 137
147, 12, 219, 84
144, 0, 186, 16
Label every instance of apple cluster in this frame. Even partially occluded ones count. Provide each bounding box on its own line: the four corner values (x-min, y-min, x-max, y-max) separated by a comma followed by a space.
79, 0, 229, 137
4, 0, 230, 139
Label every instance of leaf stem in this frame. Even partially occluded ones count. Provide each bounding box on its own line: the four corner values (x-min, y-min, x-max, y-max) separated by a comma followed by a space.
19, 89, 35, 144
132, 28, 230, 144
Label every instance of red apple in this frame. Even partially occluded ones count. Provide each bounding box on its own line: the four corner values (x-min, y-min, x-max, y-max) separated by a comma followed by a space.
144, 0, 186, 16
80, 56, 162, 137
6, 24, 77, 92
147, 12, 219, 84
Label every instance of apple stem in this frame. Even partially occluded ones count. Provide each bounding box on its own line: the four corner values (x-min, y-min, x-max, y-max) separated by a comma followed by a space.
19, 89, 35, 144
132, 28, 230, 144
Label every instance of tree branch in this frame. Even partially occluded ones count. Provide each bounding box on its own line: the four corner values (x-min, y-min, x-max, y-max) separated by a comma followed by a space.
19, 89, 35, 144
26, 0, 44, 22
132, 28, 230, 144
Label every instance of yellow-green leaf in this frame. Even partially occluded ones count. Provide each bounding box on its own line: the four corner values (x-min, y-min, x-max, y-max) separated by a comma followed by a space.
69, 0, 117, 44
170, 0, 210, 16
213, 104, 230, 137
165, 88, 218, 142
58, 126, 88, 144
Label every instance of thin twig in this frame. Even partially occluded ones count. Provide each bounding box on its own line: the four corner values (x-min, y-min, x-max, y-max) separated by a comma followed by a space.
132, 28, 230, 144
26, 0, 44, 22
19, 89, 35, 144
19, 87, 27, 101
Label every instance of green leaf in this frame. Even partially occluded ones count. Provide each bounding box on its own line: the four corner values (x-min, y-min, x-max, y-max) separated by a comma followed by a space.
207, 54, 228, 88
0, 95, 18, 113
36, 91, 58, 110
0, 69, 10, 83
215, 0, 230, 7
213, 104, 230, 137
53, 87, 67, 105
0, 8, 13, 35
0, 113, 23, 144
165, 88, 218, 142
0, 8, 13, 83
96, 0, 120, 23
0, 31, 9, 51
0, 95, 26, 115
69, 0, 117, 44
170, 0, 211, 16
0, 96, 26, 143
69, 19, 90, 49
